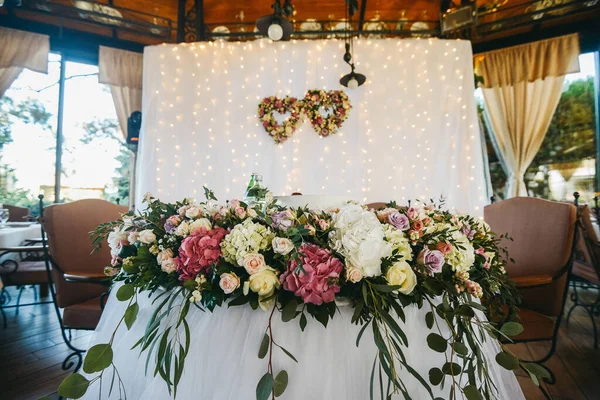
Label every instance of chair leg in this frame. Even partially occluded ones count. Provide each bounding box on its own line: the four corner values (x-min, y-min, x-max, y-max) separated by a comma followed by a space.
0, 288, 7, 328
15, 286, 25, 316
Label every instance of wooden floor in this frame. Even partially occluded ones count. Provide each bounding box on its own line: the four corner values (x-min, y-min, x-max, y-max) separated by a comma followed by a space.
0, 287, 599, 400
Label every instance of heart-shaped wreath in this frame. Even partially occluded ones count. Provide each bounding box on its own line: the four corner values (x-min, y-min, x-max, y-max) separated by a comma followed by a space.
257, 96, 304, 144
302, 89, 351, 138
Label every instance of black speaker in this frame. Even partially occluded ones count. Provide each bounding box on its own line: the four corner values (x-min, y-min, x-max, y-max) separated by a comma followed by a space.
127, 111, 141, 145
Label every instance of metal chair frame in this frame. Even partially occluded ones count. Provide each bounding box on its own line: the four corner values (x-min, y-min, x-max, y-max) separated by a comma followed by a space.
0, 245, 53, 328
565, 195, 600, 348
38, 195, 110, 373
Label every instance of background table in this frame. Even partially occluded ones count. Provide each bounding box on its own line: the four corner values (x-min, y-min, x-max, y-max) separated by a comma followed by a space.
82, 284, 525, 400
0, 224, 40, 248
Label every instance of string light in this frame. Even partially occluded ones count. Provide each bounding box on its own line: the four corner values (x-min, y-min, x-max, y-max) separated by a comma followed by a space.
143, 39, 485, 215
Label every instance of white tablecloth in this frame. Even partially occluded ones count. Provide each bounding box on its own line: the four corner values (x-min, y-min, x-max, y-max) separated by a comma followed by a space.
0, 224, 40, 248
83, 285, 525, 400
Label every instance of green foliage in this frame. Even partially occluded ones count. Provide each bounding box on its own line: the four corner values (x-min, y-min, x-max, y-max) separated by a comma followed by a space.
83, 344, 114, 374
57, 373, 90, 399
256, 372, 274, 400
124, 302, 139, 330
273, 370, 289, 397
116, 284, 135, 301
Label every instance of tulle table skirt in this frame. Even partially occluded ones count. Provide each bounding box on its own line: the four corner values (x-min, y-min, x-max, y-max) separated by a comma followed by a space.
83, 284, 525, 400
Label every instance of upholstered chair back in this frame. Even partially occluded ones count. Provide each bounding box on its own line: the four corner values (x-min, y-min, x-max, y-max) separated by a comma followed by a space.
3, 204, 30, 222
42, 199, 127, 308
484, 197, 576, 317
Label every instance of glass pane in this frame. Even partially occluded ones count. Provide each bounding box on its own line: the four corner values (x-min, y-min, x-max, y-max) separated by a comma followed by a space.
61, 61, 131, 205
0, 53, 61, 214
483, 52, 598, 202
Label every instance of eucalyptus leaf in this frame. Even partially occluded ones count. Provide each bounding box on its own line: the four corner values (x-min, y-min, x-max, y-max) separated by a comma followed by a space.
524, 362, 551, 380
258, 333, 270, 359
282, 299, 298, 322
495, 351, 520, 370
116, 284, 135, 301
82, 343, 113, 374
256, 372, 274, 400
500, 322, 524, 337
273, 370, 289, 397
442, 362, 462, 376
299, 313, 307, 331
463, 384, 483, 400
427, 333, 447, 353
454, 341, 469, 356
124, 302, 139, 330
425, 311, 434, 329
428, 367, 444, 385
57, 373, 90, 399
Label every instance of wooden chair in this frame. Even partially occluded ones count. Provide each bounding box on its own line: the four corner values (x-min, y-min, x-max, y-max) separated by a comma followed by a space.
484, 196, 577, 397
3, 204, 31, 222
567, 199, 600, 348
39, 196, 127, 372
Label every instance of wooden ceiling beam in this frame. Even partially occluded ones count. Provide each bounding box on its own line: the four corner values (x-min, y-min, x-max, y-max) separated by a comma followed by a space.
177, 0, 186, 43
358, 0, 367, 33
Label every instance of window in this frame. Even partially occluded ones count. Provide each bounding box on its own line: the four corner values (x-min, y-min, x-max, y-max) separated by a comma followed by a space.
482, 52, 598, 203
0, 53, 130, 212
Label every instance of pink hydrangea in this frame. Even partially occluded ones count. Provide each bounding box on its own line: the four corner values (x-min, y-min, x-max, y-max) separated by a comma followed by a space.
175, 227, 227, 281
280, 243, 343, 305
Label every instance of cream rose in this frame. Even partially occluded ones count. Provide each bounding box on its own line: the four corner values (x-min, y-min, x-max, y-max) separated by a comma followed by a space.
248, 268, 280, 297
175, 221, 190, 237
242, 253, 267, 275
219, 272, 241, 294
385, 261, 417, 295
247, 208, 258, 218
161, 258, 177, 274
190, 218, 212, 234
272, 237, 294, 255
138, 229, 156, 244
157, 248, 174, 264
185, 206, 201, 219
127, 231, 139, 244
345, 265, 364, 283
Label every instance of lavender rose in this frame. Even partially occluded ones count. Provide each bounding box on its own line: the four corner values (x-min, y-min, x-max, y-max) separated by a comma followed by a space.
388, 212, 410, 231
417, 248, 445, 274
271, 210, 294, 231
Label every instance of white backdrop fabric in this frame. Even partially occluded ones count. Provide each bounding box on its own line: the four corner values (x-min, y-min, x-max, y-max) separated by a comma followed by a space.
136, 38, 487, 214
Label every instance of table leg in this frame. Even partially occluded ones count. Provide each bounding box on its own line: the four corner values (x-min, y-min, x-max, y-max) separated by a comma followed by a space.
39, 283, 49, 298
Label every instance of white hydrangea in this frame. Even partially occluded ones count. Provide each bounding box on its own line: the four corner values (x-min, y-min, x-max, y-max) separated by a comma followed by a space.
383, 224, 413, 262
221, 219, 275, 266
445, 231, 475, 273
329, 204, 391, 277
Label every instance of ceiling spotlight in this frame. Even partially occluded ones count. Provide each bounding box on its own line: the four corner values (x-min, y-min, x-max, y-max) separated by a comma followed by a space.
256, 0, 294, 41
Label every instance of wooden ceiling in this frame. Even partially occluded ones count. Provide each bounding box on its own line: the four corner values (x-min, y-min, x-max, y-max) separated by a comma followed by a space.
0, 0, 599, 54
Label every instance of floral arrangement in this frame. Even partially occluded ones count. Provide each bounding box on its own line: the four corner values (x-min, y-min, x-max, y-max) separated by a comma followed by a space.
258, 90, 352, 143
57, 188, 550, 400
257, 96, 304, 144
302, 89, 351, 138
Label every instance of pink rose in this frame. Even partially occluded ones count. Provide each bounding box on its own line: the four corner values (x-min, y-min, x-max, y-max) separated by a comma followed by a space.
412, 220, 424, 231
388, 212, 409, 231
235, 206, 246, 219
175, 227, 227, 281
219, 272, 240, 294
280, 243, 343, 305
436, 242, 453, 255
242, 253, 267, 275
417, 248, 445, 274
317, 219, 329, 230
229, 199, 240, 208
407, 207, 420, 221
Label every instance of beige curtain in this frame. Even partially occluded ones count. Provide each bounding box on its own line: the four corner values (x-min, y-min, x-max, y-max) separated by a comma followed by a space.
98, 46, 143, 137
99, 46, 143, 208
0, 27, 49, 97
477, 34, 580, 197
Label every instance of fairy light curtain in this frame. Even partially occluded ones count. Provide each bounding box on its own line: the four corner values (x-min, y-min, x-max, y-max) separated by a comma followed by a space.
136, 39, 486, 215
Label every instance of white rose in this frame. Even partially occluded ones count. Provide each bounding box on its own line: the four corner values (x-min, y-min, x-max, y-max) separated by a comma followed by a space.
248, 268, 280, 297
385, 261, 417, 295
186, 207, 201, 219
175, 221, 190, 237
247, 208, 258, 218
157, 248, 174, 264
161, 258, 177, 274
127, 231, 139, 244
219, 272, 240, 294
242, 253, 267, 275
272, 237, 294, 255
345, 265, 363, 283
190, 218, 212, 234
138, 229, 156, 244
